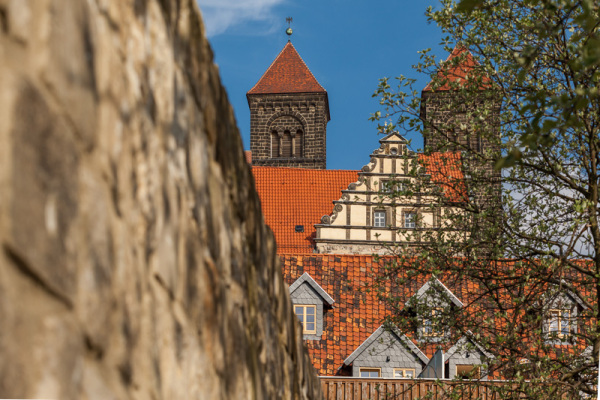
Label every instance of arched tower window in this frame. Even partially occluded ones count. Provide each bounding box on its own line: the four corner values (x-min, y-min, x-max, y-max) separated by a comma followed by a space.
282, 130, 293, 158
268, 115, 304, 159
294, 129, 303, 157
271, 130, 280, 157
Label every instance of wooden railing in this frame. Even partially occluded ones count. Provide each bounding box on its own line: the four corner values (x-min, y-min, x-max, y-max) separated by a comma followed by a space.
320, 377, 514, 400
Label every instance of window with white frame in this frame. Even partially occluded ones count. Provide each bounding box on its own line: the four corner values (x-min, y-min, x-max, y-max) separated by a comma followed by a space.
379, 180, 393, 193
294, 305, 316, 334
404, 212, 417, 228
373, 210, 386, 227
548, 309, 571, 338
422, 308, 443, 337
359, 368, 381, 378
393, 368, 416, 379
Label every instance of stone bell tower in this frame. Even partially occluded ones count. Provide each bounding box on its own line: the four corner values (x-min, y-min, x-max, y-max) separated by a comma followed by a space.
247, 41, 330, 169
420, 45, 502, 254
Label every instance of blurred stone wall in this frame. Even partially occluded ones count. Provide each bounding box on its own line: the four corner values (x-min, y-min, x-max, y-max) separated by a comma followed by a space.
0, 0, 321, 398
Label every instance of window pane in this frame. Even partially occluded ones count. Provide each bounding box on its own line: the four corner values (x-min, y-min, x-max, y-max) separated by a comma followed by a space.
305, 322, 315, 331
549, 311, 559, 332
561, 311, 570, 334
374, 211, 386, 227
405, 213, 416, 228
306, 314, 315, 323
405, 370, 414, 378
360, 369, 380, 378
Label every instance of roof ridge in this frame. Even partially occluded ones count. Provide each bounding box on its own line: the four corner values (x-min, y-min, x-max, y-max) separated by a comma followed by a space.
247, 42, 326, 94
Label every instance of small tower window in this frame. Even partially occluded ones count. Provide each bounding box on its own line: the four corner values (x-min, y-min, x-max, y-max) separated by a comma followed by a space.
282, 130, 293, 157
271, 130, 280, 157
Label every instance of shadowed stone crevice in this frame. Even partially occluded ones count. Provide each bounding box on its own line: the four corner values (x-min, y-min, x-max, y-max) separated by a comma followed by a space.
3, 243, 73, 309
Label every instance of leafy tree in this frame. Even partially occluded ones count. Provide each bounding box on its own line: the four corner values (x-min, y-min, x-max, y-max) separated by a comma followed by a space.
370, 0, 600, 397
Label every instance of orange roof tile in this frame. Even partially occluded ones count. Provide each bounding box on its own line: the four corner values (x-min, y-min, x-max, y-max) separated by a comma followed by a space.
244, 150, 252, 164
419, 152, 467, 202
281, 255, 594, 376
252, 167, 358, 253
423, 45, 491, 92
247, 42, 326, 95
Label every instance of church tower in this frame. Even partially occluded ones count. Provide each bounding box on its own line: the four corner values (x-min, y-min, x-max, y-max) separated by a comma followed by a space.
420, 46, 502, 254
247, 42, 329, 169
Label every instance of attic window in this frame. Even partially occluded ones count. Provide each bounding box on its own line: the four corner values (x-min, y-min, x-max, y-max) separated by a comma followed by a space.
548, 309, 570, 338
295, 225, 304, 233
456, 365, 481, 379
393, 368, 416, 379
359, 368, 381, 378
294, 305, 316, 334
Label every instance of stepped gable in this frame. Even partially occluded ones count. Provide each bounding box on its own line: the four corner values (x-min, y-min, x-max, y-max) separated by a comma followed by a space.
248, 42, 326, 94
423, 45, 491, 91
252, 167, 358, 253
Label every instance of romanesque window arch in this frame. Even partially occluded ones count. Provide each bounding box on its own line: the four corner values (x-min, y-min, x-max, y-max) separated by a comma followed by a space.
268, 115, 304, 158
282, 130, 293, 158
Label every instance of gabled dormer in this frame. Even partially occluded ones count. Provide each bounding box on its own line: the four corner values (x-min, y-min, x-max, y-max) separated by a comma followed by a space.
542, 284, 589, 345
444, 334, 494, 380
407, 278, 463, 342
343, 324, 429, 378
289, 272, 334, 340
314, 132, 465, 254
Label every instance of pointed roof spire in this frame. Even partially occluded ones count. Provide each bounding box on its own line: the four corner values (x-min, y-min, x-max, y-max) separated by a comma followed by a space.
247, 42, 326, 95
423, 45, 491, 92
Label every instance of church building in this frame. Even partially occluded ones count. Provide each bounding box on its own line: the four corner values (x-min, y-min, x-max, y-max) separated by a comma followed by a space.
245, 40, 588, 384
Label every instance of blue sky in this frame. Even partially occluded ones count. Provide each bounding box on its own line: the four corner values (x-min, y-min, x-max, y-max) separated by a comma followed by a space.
197, 0, 449, 170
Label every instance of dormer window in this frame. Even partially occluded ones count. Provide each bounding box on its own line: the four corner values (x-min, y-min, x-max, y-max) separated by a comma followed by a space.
294, 305, 317, 334
288, 273, 335, 340
409, 278, 464, 342
422, 308, 443, 337
547, 309, 571, 339
373, 210, 387, 227
393, 368, 416, 379
542, 286, 588, 344
359, 368, 381, 378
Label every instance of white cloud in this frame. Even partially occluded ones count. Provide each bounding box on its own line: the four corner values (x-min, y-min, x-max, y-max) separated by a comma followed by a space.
197, 0, 285, 37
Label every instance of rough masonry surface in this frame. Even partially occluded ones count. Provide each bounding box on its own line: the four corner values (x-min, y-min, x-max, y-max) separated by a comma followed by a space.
0, 0, 321, 398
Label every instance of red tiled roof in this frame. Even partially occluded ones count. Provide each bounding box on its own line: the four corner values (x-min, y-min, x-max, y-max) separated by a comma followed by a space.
244, 150, 252, 164
252, 167, 358, 253
281, 255, 441, 375
419, 152, 467, 202
247, 42, 326, 95
281, 255, 594, 376
423, 45, 491, 92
